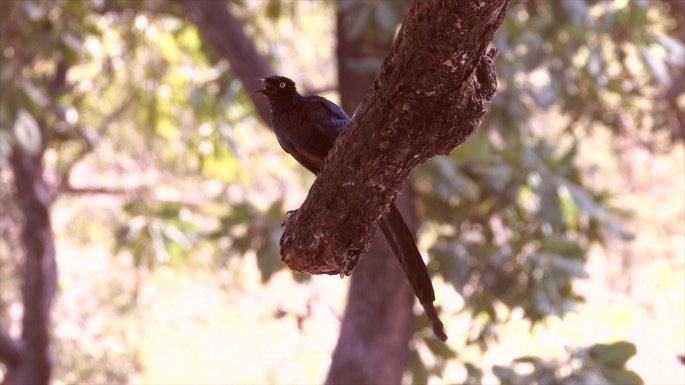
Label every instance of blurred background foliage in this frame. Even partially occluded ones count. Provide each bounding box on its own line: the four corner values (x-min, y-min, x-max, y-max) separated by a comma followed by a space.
0, 0, 683, 384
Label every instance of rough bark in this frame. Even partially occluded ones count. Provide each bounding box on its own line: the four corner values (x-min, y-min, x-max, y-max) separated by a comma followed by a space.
5, 149, 58, 385
325, 4, 415, 383
325, 190, 416, 385
281, 0, 507, 276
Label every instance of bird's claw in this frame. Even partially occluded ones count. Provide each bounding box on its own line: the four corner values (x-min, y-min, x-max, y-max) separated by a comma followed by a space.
281, 209, 297, 227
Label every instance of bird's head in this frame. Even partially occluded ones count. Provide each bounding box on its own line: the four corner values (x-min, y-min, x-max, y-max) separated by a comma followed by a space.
254, 76, 297, 100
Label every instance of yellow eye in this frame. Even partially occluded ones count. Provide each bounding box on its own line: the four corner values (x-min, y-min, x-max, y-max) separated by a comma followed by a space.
279, 82, 286, 88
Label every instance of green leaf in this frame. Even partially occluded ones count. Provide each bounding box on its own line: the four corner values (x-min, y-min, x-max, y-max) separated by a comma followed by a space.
407, 347, 429, 385
0, 130, 12, 167
231, 235, 252, 256
265, 0, 282, 20
639, 47, 670, 85
562, 180, 601, 216
20, 78, 50, 108
561, 0, 589, 24
600, 367, 644, 385
22, 0, 47, 21
13, 109, 42, 154
431, 158, 479, 202
540, 236, 583, 258
256, 241, 281, 283
530, 86, 556, 108
424, 334, 457, 359
587, 47, 602, 76
222, 203, 257, 227
492, 365, 515, 383
537, 177, 564, 229
589, 341, 637, 367
264, 199, 285, 228
462, 362, 484, 385
148, 225, 169, 264
550, 256, 588, 279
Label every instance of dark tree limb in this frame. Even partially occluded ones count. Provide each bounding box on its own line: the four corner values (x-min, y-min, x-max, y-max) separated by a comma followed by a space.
280, 0, 507, 275
325, 4, 416, 382
8, 148, 57, 385
325, 187, 417, 385
0, 325, 23, 372
173, 0, 272, 123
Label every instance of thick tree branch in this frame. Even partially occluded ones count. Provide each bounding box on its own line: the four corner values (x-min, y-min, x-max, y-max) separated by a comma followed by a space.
325, 188, 417, 385
0, 325, 23, 370
280, 0, 507, 275
325, 4, 416, 381
9, 148, 57, 385
173, 0, 272, 123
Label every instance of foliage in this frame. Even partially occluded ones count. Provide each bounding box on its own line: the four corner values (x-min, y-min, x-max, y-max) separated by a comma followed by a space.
488, 341, 642, 385
407, 341, 641, 385
406, 0, 680, 382
0, 0, 289, 382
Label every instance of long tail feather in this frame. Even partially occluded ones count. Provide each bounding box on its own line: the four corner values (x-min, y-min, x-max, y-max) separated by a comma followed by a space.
378, 203, 447, 341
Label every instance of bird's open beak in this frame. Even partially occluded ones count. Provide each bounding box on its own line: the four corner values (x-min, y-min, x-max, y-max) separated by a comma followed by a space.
254, 78, 268, 94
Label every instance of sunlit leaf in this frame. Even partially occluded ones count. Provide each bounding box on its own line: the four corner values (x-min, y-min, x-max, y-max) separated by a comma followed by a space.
256, 241, 281, 283
13, 109, 42, 154
550, 256, 588, 279
537, 177, 564, 229
600, 367, 644, 385
424, 334, 457, 359
639, 47, 670, 85
407, 348, 429, 385
589, 341, 638, 367
492, 365, 515, 382
560, 0, 589, 24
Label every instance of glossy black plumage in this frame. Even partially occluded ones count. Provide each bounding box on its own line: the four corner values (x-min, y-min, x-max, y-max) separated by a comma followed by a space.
256, 75, 446, 341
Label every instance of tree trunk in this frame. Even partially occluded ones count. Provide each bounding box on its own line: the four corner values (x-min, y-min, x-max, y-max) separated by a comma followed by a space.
326, 191, 418, 385
3, 149, 58, 385
325, 3, 415, 383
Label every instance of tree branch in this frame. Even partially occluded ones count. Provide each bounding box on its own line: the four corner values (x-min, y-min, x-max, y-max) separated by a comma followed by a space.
54, 95, 135, 200
10, 148, 57, 385
325, 3, 417, 382
325, 188, 417, 384
0, 325, 23, 371
280, 0, 507, 275
173, 0, 272, 123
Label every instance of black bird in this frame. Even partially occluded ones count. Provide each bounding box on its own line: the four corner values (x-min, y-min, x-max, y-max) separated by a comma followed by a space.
255, 75, 447, 341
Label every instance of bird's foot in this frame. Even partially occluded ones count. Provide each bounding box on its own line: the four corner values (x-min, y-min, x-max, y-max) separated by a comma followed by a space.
281, 209, 297, 227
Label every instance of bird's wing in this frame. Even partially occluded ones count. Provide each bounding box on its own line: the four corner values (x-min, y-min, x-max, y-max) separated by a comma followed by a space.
304, 95, 351, 146
272, 122, 323, 174
281, 140, 324, 174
